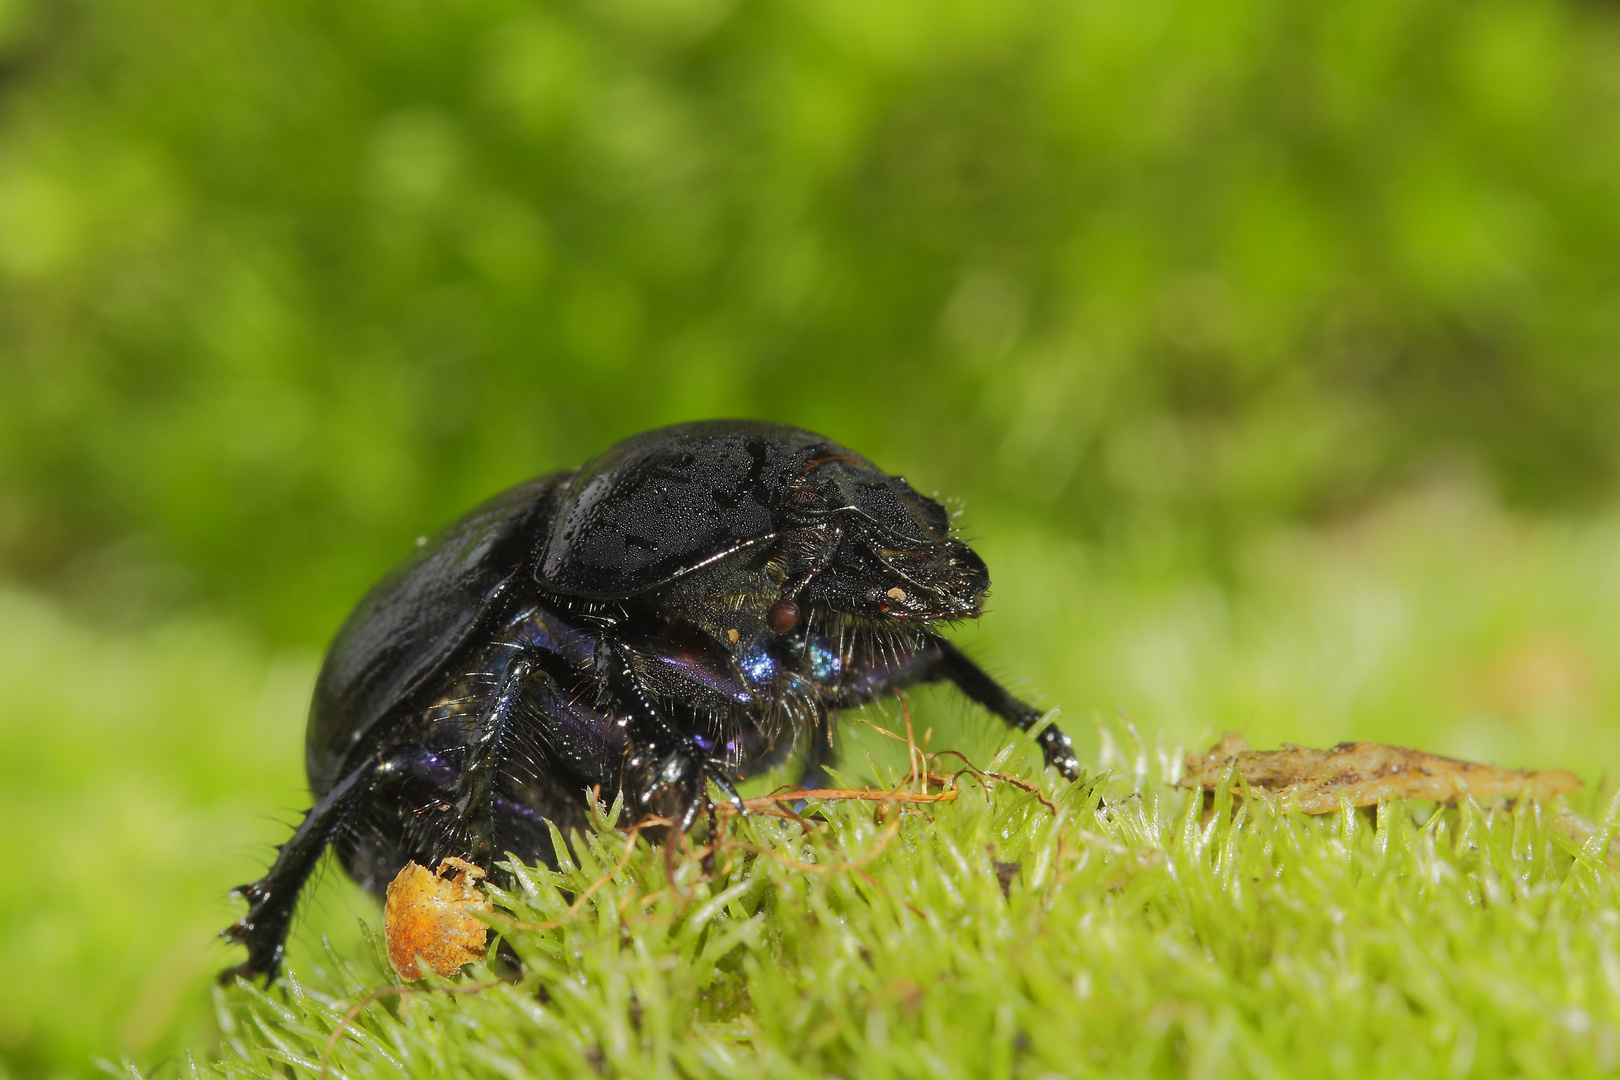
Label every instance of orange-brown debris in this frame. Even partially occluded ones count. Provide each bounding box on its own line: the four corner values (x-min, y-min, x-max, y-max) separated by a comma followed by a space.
1180, 732, 1581, 814
384, 857, 492, 980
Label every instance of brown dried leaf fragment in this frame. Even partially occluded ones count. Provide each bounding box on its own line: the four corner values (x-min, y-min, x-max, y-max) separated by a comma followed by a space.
384, 857, 492, 980
1180, 732, 1581, 814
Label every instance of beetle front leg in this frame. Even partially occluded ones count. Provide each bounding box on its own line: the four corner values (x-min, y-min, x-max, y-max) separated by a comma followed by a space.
600, 639, 744, 831
797, 700, 835, 791
221, 757, 376, 982
450, 655, 536, 864
928, 638, 1082, 780
830, 635, 1082, 782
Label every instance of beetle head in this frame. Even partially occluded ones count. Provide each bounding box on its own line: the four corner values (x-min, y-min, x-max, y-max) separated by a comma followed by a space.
776, 453, 988, 626
788, 526, 989, 626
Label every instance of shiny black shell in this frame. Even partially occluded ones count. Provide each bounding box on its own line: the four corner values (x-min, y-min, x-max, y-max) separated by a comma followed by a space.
539, 419, 948, 598
306, 420, 945, 798
306, 476, 567, 795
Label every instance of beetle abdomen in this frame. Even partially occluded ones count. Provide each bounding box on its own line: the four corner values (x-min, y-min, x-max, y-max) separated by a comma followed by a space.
306, 474, 570, 796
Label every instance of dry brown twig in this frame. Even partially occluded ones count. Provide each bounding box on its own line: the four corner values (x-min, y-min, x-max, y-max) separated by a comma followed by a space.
932, 749, 1061, 817
732, 787, 959, 811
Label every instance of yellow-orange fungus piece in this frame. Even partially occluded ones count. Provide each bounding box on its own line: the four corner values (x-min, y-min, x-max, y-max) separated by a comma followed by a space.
384, 857, 492, 980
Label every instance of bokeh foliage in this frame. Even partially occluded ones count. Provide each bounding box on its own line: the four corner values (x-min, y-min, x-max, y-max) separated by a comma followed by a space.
5, 0, 1620, 642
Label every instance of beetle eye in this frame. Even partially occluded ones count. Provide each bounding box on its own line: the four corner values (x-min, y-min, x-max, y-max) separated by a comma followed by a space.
785, 485, 822, 507
767, 599, 800, 633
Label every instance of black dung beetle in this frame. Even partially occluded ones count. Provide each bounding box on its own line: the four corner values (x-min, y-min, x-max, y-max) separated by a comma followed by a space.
223, 420, 1081, 980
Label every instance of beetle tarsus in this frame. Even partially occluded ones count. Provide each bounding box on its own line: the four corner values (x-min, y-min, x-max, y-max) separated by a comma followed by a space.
220, 758, 375, 982
1034, 722, 1084, 782
911, 636, 1084, 783
708, 767, 746, 816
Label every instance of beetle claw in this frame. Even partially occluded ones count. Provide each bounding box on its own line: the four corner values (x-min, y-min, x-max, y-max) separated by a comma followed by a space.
706, 765, 746, 816
663, 753, 746, 832
676, 788, 705, 833
1035, 724, 1084, 782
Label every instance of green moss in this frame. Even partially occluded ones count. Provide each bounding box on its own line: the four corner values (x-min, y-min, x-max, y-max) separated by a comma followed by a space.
209, 738, 1620, 1080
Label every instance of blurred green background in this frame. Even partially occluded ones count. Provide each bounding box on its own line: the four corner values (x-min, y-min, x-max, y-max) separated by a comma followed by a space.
4, 0, 1620, 1075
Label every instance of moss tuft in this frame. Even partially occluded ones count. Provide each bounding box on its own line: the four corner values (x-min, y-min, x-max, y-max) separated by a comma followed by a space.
210, 735, 1620, 1079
